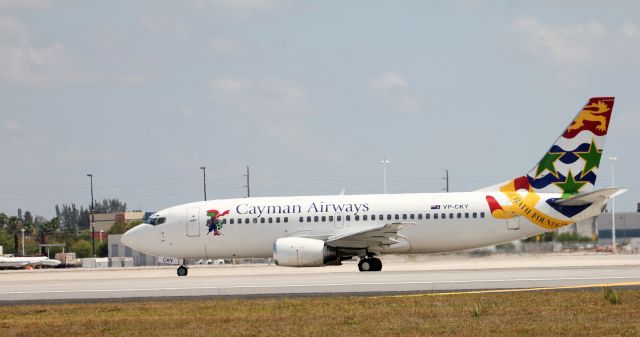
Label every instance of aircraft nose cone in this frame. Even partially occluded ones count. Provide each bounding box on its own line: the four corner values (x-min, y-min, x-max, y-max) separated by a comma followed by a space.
121, 226, 141, 249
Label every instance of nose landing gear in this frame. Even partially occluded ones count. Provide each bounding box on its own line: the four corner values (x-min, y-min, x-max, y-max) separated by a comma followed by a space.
358, 256, 382, 272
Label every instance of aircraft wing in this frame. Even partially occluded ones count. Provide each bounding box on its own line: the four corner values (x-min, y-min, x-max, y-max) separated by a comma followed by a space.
325, 222, 412, 249
553, 188, 627, 206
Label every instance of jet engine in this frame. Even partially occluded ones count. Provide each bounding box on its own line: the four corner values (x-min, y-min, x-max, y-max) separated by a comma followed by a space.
273, 237, 338, 267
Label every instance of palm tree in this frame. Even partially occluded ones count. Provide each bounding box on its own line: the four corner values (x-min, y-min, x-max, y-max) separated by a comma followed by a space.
7, 216, 22, 255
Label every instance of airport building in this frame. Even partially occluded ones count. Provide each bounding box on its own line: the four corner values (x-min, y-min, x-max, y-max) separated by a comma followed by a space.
92, 211, 146, 233
559, 203, 640, 245
108, 234, 158, 266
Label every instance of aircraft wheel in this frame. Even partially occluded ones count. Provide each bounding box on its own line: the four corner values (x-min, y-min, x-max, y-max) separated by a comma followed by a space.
358, 259, 372, 272
370, 258, 382, 272
177, 265, 189, 277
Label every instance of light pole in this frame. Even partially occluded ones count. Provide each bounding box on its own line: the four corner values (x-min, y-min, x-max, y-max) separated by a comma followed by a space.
20, 228, 25, 256
200, 166, 207, 201
381, 159, 390, 194
609, 157, 617, 253
87, 174, 95, 257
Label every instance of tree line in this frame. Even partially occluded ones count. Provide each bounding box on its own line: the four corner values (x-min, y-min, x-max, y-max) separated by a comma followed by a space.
0, 198, 127, 257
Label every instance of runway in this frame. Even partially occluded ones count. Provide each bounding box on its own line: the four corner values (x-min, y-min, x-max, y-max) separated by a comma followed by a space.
1, 254, 639, 303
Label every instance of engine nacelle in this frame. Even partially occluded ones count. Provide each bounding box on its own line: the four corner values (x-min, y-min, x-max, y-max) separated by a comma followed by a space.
273, 237, 338, 267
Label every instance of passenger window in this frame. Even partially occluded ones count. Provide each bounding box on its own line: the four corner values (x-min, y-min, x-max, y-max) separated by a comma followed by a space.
481, 212, 485, 218
379, 215, 383, 220
401, 214, 406, 220
426, 214, 430, 219
253, 218, 257, 224
441, 213, 446, 219
346, 215, 351, 221
329, 216, 334, 222
410, 214, 415, 220
276, 217, 281, 223
284, 217, 288, 223
473, 212, 477, 219
337, 215, 342, 221
260, 218, 265, 223
363, 215, 368, 221
230, 219, 235, 224
245, 218, 250, 224
465, 213, 469, 219
418, 214, 422, 220
268, 218, 273, 223
222, 219, 227, 224
307, 216, 312, 222
457, 213, 461, 219
299, 217, 304, 222
434, 214, 438, 219
387, 214, 392, 220
449, 213, 453, 219
314, 216, 319, 222
395, 214, 399, 220
355, 215, 360, 221
321, 216, 326, 222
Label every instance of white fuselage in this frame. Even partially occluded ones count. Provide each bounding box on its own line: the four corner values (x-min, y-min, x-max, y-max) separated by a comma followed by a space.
123, 192, 554, 259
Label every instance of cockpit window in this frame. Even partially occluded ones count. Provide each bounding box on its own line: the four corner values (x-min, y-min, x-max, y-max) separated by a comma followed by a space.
146, 216, 166, 226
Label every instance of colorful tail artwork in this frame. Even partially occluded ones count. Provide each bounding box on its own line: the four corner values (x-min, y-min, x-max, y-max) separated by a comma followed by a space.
483, 97, 619, 230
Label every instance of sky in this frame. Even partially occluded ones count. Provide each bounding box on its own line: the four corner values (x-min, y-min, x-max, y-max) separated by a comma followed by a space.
1, 0, 639, 218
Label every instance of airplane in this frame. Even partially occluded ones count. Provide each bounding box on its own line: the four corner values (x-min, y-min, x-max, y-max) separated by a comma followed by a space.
122, 97, 623, 276
0, 255, 61, 269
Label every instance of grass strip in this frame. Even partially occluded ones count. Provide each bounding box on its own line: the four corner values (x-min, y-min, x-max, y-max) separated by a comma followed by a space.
1, 288, 639, 337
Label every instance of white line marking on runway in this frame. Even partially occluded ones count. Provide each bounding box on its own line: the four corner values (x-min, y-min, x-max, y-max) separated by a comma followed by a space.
2, 275, 639, 295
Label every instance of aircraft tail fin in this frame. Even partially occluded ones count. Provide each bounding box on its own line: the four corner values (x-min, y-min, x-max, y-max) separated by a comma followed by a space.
478, 97, 615, 196
526, 97, 614, 196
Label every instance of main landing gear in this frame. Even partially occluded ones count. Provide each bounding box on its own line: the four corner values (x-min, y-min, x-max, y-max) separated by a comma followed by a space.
177, 263, 189, 277
358, 256, 382, 272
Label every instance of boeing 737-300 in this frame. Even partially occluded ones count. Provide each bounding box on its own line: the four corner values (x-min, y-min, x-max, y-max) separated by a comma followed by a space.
122, 97, 623, 276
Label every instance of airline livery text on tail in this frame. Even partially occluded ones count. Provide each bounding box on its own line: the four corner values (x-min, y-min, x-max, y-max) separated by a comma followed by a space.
122, 97, 622, 276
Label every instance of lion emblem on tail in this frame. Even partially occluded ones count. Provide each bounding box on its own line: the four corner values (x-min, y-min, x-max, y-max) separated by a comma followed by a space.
567, 100, 610, 132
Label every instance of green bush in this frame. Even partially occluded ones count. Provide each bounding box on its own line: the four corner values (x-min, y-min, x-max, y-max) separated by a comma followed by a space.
556, 232, 592, 242
71, 239, 92, 258
97, 241, 108, 257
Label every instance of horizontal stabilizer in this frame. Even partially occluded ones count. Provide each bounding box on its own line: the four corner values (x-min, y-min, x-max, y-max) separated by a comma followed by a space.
552, 188, 627, 206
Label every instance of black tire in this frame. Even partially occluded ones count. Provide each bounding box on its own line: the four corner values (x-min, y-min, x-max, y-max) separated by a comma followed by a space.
370, 258, 382, 271
358, 259, 371, 272
177, 265, 188, 277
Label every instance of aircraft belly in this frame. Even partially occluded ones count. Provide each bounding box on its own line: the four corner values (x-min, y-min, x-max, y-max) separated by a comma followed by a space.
404, 219, 544, 253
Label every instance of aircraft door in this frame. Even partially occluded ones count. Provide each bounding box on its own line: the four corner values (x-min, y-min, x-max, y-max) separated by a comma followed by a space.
334, 213, 344, 229
507, 215, 520, 230
186, 207, 201, 237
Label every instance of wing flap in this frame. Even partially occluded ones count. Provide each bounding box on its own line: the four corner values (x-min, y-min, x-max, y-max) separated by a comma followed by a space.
326, 222, 412, 249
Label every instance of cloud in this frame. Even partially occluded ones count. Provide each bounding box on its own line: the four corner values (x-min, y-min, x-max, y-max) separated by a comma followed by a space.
209, 37, 244, 55
191, 0, 291, 16
369, 71, 422, 112
0, 0, 50, 12
0, 15, 67, 86
507, 17, 640, 87
0, 15, 151, 87
139, 14, 189, 38
369, 72, 408, 91
210, 77, 314, 148
620, 22, 640, 38
509, 17, 606, 66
